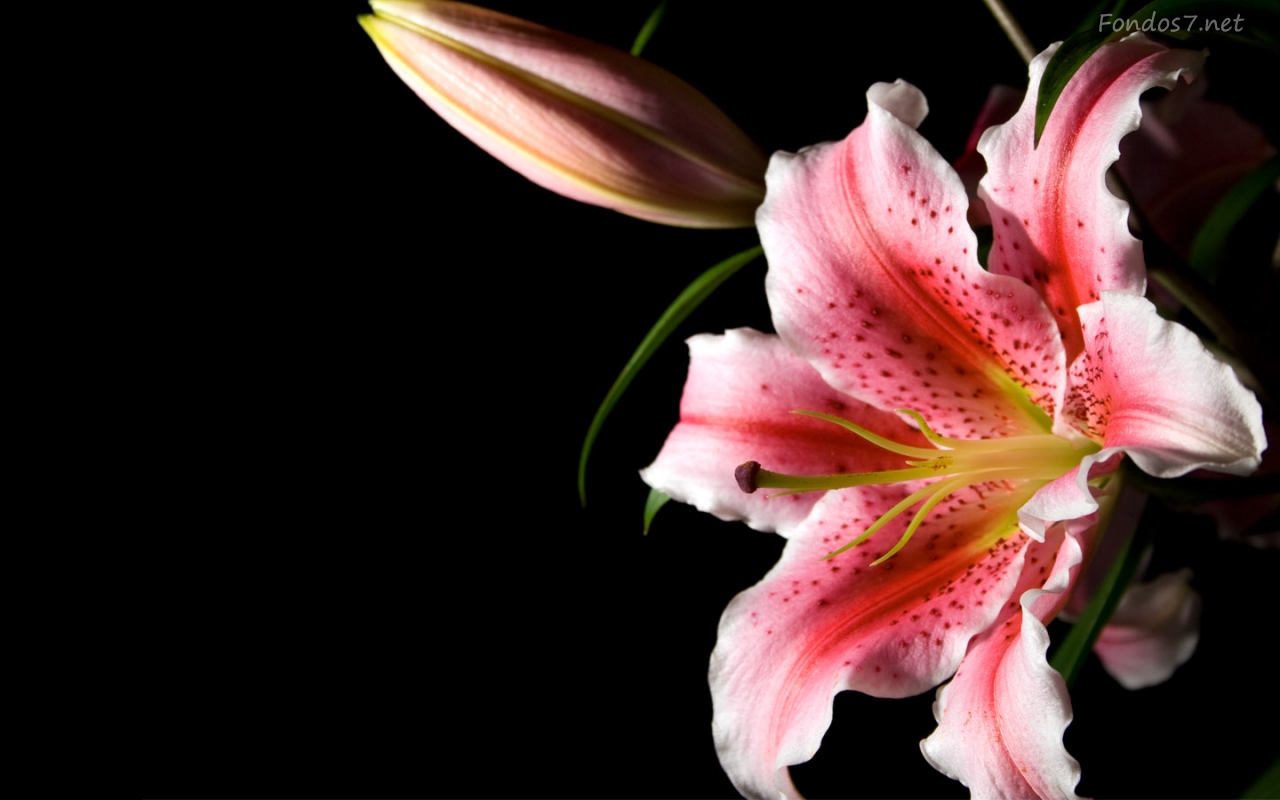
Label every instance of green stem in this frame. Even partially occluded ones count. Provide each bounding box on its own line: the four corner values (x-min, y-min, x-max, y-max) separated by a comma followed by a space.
981, 0, 1036, 64
1050, 478, 1152, 689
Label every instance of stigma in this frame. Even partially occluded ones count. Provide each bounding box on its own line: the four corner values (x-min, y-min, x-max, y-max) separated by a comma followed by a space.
735, 409, 1099, 563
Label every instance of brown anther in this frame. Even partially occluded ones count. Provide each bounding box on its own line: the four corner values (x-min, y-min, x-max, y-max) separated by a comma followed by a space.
735, 461, 761, 494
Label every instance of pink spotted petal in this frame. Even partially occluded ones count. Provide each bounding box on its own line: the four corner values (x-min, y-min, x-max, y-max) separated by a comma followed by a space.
979, 36, 1203, 362
1064, 292, 1266, 477
921, 511, 1105, 800
1093, 569, 1201, 690
640, 328, 925, 535
758, 80, 1066, 439
711, 476, 1047, 797
1024, 292, 1265, 536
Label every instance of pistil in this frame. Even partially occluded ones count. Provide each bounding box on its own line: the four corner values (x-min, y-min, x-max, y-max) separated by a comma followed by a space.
735, 409, 1099, 563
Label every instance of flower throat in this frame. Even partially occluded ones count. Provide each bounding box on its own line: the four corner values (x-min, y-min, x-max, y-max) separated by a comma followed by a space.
735, 409, 1099, 564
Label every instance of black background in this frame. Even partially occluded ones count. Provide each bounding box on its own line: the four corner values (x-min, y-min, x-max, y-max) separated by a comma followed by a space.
148, 2, 1277, 797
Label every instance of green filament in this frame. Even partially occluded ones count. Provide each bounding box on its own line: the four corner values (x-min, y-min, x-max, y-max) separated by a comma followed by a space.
737, 409, 1099, 562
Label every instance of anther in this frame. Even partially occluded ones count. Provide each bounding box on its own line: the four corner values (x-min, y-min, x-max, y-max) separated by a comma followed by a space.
735, 461, 761, 494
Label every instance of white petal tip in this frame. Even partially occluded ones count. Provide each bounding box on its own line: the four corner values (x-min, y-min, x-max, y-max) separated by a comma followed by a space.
866, 80, 928, 130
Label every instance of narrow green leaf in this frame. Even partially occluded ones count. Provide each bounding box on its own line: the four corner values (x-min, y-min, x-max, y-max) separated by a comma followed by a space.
643, 487, 671, 535
1189, 156, 1280, 284
630, 0, 668, 57
1049, 479, 1155, 688
1034, 30, 1115, 146
1241, 756, 1280, 799
578, 244, 764, 506
1036, 0, 1280, 146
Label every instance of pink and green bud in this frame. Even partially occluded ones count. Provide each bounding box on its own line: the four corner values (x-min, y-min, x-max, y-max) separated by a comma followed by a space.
359, 1, 768, 228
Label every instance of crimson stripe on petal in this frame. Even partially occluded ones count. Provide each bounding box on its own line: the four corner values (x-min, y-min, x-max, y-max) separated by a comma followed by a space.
979, 37, 1203, 362
710, 476, 1042, 798
920, 511, 1107, 800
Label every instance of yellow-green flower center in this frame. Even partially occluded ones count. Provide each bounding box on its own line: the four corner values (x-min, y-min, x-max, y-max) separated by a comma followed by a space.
735, 409, 1100, 563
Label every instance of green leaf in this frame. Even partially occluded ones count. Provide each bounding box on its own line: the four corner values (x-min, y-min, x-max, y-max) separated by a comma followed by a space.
1036, 0, 1280, 146
578, 244, 764, 506
1188, 156, 1280, 284
1242, 756, 1280, 799
1049, 479, 1155, 688
643, 487, 671, 535
630, 1, 668, 57
1034, 29, 1117, 146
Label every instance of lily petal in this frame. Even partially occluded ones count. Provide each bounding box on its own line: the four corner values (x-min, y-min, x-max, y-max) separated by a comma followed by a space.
360, 1, 767, 227
641, 329, 925, 534
1064, 292, 1266, 477
979, 35, 1203, 361
1017, 459, 1115, 543
920, 513, 1102, 800
1093, 568, 1201, 690
711, 476, 1045, 798
758, 80, 1066, 439
1023, 291, 1265, 534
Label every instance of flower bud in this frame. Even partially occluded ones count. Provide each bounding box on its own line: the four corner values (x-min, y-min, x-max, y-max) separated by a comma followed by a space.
359, 1, 767, 228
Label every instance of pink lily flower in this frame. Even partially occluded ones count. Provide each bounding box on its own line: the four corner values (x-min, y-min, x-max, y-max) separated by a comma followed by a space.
642, 35, 1266, 799
359, 1, 767, 227
1089, 567, 1201, 690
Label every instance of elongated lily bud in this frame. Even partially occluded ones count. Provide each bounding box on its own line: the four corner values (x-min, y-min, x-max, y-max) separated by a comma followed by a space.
359, 1, 768, 228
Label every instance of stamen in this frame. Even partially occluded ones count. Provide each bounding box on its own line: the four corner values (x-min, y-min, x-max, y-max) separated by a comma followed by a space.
793, 410, 938, 459
742, 464, 943, 494
734, 408, 1100, 564
896, 408, 1074, 454
872, 477, 972, 564
825, 481, 943, 559
823, 468, 1022, 561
